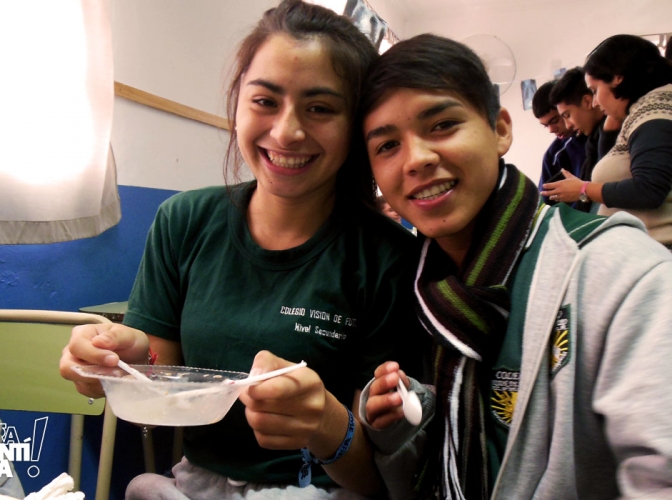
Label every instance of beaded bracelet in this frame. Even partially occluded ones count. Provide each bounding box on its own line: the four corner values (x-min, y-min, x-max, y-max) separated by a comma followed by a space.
298, 405, 355, 488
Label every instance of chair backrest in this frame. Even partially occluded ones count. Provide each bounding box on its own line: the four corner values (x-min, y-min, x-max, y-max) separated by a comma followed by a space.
0, 317, 108, 415
0, 309, 117, 500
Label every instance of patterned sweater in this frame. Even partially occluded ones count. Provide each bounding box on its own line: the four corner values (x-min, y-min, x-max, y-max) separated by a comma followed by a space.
592, 83, 672, 244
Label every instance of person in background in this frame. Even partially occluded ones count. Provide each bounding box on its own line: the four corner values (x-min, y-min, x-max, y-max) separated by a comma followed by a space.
546, 66, 621, 212
532, 81, 586, 206
59, 1, 422, 498
358, 33, 672, 499
542, 34, 672, 248
375, 194, 402, 224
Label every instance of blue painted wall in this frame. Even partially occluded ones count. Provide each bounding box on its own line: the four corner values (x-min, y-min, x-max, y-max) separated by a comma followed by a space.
0, 185, 178, 499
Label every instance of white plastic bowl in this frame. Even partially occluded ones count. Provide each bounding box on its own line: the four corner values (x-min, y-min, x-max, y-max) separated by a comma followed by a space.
73, 364, 248, 426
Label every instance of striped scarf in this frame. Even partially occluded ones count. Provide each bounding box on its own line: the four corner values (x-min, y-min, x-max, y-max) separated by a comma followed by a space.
414, 162, 540, 499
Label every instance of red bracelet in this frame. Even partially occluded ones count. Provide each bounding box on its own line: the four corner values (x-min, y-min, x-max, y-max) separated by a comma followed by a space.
148, 348, 158, 365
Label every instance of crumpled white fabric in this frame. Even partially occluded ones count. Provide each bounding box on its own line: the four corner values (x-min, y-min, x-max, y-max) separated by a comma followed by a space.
0, 473, 84, 500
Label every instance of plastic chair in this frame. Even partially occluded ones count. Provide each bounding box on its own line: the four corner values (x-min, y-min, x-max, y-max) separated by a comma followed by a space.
0, 309, 117, 500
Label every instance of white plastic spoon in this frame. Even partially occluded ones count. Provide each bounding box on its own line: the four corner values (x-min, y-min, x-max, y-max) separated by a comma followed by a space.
117, 359, 153, 382
397, 378, 422, 426
226, 360, 307, 386
161, 360, 309, 401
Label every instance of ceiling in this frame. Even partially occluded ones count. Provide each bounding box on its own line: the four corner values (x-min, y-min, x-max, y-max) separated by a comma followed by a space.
382, 0, 563, 21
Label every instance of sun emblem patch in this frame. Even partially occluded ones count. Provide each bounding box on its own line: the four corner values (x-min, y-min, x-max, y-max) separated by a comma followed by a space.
491, 369, 519, 427
551, 306, 571, 378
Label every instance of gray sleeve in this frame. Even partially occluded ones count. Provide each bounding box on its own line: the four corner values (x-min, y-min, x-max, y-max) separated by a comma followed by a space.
358, 378, 436, 500
601, 120, 672, 209
592, 257, 672, 499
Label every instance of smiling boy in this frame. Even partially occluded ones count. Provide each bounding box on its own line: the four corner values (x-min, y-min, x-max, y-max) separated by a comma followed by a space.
358, 34, 672, 500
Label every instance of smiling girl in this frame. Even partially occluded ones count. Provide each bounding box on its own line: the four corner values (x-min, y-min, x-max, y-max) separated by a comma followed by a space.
59, 1, 422, 498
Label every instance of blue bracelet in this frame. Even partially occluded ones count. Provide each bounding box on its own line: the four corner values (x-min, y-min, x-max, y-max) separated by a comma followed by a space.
298, 405, 355, 488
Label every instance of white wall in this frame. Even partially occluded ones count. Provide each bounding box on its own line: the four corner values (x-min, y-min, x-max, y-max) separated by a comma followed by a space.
111, 0, 276, 190
397, 0, 672, 183
110, 0, 672, 190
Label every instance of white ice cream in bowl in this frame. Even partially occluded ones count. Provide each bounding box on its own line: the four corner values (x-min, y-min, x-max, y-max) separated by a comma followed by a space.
73, 361, 306, 426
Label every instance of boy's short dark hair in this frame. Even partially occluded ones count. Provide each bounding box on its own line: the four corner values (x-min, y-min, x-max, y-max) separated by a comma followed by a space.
549, 67, 590, 107
360, 34, 500, 129
531, 80, 557, 118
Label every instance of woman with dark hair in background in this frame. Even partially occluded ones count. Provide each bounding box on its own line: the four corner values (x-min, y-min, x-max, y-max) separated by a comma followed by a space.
542, 34, 672, 247
59, 1, 422, 498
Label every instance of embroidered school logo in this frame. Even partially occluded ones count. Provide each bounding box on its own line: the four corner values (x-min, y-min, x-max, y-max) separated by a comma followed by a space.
0, 417, 48, 479
491, 369, 519, 427
551, 306, 571, 378
280, 305, 356, 341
